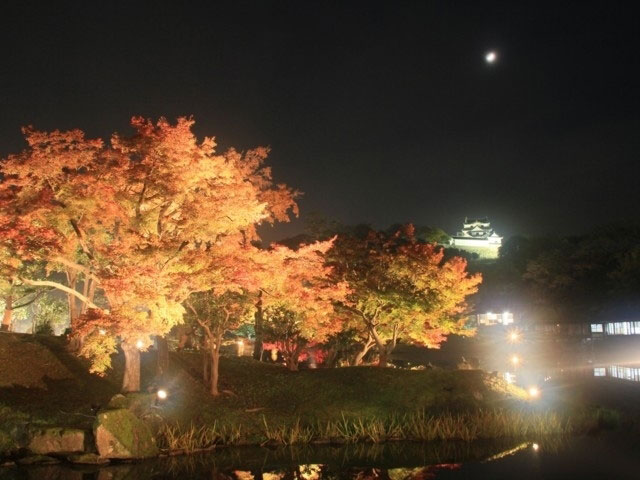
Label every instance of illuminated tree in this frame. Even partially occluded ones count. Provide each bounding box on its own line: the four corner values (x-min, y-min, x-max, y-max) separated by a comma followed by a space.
185, 290, 253, 396
0, 214, 58, 332
249, 240, 349, 370
330, 225, 481, 366
0, 117, 298, 391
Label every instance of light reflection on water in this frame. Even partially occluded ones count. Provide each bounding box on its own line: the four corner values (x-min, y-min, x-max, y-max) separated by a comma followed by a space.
3, 435, 640, 480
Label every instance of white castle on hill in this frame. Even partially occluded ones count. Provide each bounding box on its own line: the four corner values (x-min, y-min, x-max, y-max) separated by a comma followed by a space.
450, 217, 502, 259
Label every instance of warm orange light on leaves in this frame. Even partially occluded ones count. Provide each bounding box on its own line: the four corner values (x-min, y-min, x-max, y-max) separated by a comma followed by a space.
0, 116, 299, 381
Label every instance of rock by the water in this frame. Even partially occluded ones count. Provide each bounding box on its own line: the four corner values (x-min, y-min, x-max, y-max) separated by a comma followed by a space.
94, 409, 158, 459
107, 394, 128, 409
67, 453, 110, 465
17, 455, 61, 465
106, 393, 155, 416
28, 428, 86, 455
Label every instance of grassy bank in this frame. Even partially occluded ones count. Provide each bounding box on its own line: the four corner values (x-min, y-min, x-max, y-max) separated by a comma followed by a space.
0, 332, 622, 455
157, 408, 580, 453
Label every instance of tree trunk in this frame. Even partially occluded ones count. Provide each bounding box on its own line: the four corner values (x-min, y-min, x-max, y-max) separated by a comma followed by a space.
353, 335, 375, 366
324, 347, 338, 368
283, 342, 302, 371
156, 336, 169, 378
177, 325, 195, 351
377, 350, 389, 367
66, 270, 82, 351
376, 341, 397, 367
253, 292, 263, 360
369, 325, 398, 367
210, 335, 221, 396
203, 345, 210, 384
121, 342, 141, 393
286, 352, 299, 371
353, 345, 369, 366
1, 295, 12, 332
66, 269, 78, 326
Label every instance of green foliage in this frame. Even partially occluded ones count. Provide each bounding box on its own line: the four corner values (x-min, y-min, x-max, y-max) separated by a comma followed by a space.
233, 322, 255, 339
0, 297, 28, 330
414, 225, 451, 245
34, 321, 54, 335
323, 328, 365, 366
80, 332, 118, 375
262, 306, 303, 343
31, 295, 68, 335
186, 291, 254, 331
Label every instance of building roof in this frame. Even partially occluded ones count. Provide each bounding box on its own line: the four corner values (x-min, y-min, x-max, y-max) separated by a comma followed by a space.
464, 216, 489, 224
452, 217, 502, 243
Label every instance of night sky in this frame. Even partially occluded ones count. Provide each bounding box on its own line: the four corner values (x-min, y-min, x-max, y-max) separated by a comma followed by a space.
1, 1, 638, 241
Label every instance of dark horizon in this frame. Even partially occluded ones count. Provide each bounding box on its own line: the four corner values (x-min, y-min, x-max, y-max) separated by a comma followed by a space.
2, 1, 638, 241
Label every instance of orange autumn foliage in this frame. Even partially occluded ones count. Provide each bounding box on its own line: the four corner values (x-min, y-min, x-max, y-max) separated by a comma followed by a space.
0, 117, 298, 384
329, 224, 481, 365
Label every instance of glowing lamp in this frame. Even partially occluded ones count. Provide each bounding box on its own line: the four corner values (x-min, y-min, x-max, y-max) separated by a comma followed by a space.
511, 355, 520, 366
485, 51, 497, 63
528, 386, 540, 398
532, 443, 539, 451
136, 340, 144, 349
157, 389, 168, 400
98, 329, 106, 336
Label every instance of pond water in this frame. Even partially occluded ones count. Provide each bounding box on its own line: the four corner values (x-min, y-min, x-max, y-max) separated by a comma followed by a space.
2, 434, 640, 480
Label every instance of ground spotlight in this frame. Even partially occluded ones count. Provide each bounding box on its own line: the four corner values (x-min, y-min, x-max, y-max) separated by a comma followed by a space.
157, 389, 168, 400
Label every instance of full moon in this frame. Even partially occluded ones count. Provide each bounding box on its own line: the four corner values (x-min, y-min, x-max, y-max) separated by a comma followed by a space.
485, 51, 497, 63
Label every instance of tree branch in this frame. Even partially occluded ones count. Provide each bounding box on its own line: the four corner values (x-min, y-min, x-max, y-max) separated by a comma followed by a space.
18, 278, 99, 309
12, 289, 50, 309
69, 219, 94, 260
52, 256, 99, 282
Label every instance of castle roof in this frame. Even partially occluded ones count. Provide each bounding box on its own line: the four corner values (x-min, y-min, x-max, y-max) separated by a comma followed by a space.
464, 216, 489, 224
454, 217, 502, 240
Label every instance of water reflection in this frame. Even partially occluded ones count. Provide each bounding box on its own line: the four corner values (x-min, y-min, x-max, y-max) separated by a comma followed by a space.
2, 436, 640, 480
